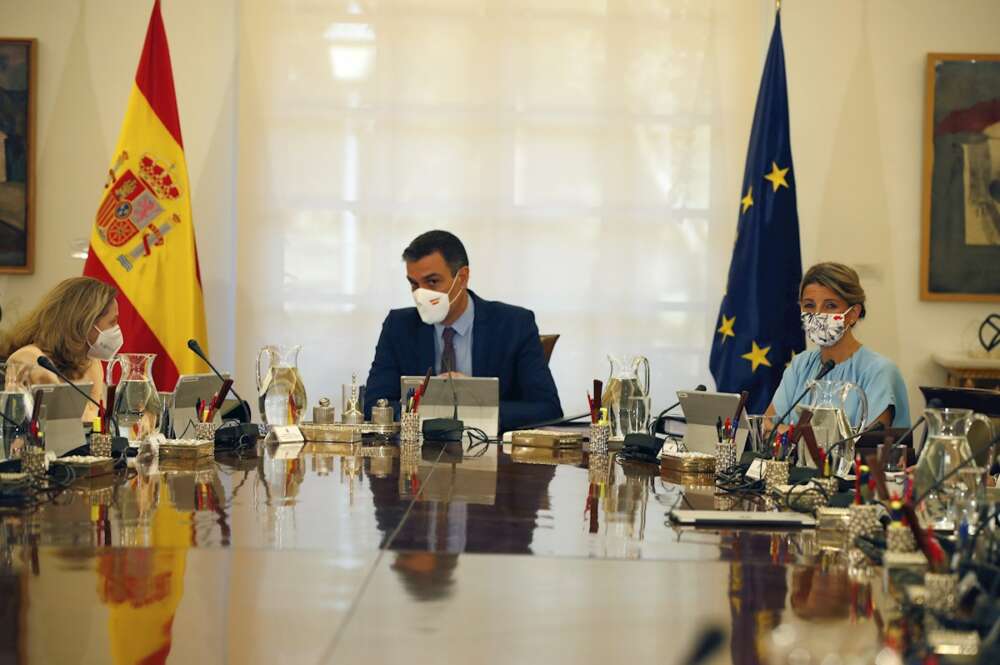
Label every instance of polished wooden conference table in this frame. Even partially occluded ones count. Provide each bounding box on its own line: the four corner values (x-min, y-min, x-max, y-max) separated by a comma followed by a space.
0, 437, 887, 665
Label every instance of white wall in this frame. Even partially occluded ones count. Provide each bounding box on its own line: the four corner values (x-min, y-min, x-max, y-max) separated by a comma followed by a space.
776, 0, 1000, 415
0, 0, 237, 372
2, 0, 999, 418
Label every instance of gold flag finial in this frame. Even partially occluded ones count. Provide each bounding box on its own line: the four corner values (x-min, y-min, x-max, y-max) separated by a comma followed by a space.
776, 0, 781, 10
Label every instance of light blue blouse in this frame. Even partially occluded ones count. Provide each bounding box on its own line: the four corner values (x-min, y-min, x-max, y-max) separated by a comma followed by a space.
771, 347, 910, 428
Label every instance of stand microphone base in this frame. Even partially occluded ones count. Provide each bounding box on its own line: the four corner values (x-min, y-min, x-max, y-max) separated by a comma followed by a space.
110, 436, 131, 456
422, 418, 464, 443
214, 423, 261, 453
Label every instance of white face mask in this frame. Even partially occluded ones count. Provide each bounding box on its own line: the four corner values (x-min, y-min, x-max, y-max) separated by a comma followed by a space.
801, 307, 854, 348
88, 324, 124, 361
412, 276, 463, 325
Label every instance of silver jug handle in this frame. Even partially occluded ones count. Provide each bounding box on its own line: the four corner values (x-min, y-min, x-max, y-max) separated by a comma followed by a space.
848, 383, 869, 434
256, 347, 270, 392
105, 355, 123, 387
967, 413, 995, 461
637, 356, 651, 398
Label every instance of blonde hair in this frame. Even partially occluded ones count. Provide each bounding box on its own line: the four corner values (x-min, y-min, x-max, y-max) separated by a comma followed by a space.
2, 277, 117, 376
800, 262, 867, 318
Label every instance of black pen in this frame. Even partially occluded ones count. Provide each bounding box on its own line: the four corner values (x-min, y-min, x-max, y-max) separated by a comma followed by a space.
715, 417, 723, 443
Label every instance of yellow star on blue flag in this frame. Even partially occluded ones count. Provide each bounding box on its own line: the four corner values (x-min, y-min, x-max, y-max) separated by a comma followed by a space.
741, 341, 772, 373
717, 315, 736, 342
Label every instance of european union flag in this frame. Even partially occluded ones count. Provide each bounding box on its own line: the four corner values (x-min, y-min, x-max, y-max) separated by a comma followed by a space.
710, 11, 804, 415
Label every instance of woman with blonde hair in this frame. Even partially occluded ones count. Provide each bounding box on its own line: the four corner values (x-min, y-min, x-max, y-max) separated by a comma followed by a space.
766, 262, 910, 429
2, 277, 122, 421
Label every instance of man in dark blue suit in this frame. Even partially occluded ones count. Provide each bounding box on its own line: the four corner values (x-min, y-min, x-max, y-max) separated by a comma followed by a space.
363, 230, 562, 433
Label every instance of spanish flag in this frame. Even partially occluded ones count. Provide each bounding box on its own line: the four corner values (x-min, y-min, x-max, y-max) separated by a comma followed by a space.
84, 0, 208, 390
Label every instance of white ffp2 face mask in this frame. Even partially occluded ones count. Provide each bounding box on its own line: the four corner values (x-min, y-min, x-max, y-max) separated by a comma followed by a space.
412, 276, 462, 325
88, 324, 124, 360
800, 307, 854, 348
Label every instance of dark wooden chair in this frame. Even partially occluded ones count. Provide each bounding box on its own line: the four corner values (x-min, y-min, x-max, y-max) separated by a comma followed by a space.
539, 334, 560, 365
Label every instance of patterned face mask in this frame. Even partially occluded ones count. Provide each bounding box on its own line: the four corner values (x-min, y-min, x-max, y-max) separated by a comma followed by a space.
800, 306, 854, 348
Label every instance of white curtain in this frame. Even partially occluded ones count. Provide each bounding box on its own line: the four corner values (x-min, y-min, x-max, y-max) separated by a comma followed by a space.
235, 0, 758, 417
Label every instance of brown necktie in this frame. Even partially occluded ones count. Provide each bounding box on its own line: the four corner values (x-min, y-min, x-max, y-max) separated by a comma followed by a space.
441, 327, 457, 374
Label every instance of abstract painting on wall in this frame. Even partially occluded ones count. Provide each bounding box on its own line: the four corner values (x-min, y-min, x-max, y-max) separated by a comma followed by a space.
921, 53, 1000, 302
0, 39, 35, 274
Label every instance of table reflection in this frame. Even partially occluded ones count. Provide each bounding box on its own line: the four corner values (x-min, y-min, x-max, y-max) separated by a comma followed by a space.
97, 478, 189, 664
0, 438, 906, 664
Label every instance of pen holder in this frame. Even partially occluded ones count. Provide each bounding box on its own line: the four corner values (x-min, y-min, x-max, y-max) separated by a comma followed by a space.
22, 446, 47, 478
924, 572, 958, 613
589, 423, 610, 455
846, 504, 881, 548
88, 486, 114, 507
811, 477, 838, 498
588, 451, 611, 485
763, 459, 789, 492
886, 523, 917, 553
809, 477, 839, 507
714, 439, 737, 473
787, 486, 828, 513
714, 493, 740, 511
194, 422, 219, 442
399, 440, 422, 476
90, 433, 113, 458
400, 412, 421, 442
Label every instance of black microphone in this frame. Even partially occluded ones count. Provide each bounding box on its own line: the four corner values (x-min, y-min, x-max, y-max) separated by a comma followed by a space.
652, 384, 707, 436
443, 359, 460, 421
186, 339, 251, 423
37, 356, 120, 437
766, 359, 835, 451
907, 398, 942, 457
681, 626, 726, 665
422, 363, 463, 443
0, 403, 24, 433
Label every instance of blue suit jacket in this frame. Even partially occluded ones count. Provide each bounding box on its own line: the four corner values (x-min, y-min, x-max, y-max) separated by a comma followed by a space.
363, 291, 562, 433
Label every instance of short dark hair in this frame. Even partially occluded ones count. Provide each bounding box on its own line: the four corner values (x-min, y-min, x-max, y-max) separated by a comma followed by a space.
401, 230, 469, 275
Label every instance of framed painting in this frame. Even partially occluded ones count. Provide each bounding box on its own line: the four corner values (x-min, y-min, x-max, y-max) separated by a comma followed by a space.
0, 38, 35, 275
921, 53, 1000, 302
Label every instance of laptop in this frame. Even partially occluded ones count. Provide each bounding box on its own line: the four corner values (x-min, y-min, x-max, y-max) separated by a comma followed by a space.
33, 383, 92, 457
400, 375, 500, 439
171, 373, 235, 432
676, 390, 749, 455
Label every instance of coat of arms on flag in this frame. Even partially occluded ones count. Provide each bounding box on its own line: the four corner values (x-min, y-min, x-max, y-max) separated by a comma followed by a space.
96, 153, 183, 271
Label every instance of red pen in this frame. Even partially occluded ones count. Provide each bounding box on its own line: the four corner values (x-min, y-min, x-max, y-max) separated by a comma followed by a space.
203, 391, 219, 421
854, 455, 863, 504
419, 366, 432, 396
210, 379, 235, 420
105, 384, 117, 433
